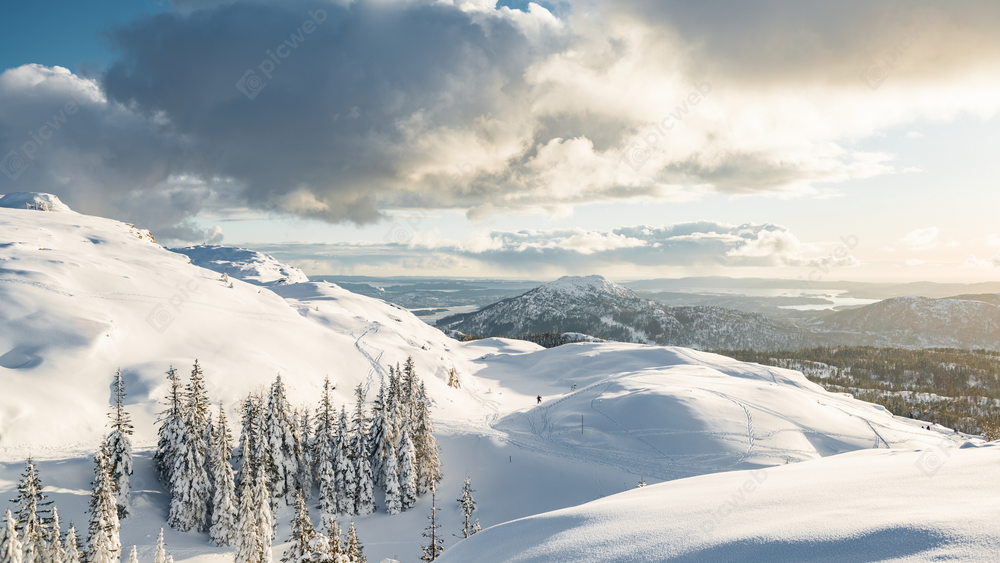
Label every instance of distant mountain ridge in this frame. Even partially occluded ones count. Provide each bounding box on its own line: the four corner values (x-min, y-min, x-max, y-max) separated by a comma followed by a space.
438, 275, 1000, 351
438, 275, 813, 350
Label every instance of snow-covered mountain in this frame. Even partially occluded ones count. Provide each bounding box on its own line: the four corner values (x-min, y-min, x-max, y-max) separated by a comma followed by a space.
439, 275, 1000, 351
171, 245, 309, 286
438, 275, 813, 350
810, 295, 1000, 349
1, 195, 992, 562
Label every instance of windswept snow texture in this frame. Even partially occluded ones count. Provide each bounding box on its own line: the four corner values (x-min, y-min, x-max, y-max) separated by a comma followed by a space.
438, 444, 1000, 563
0, 192, 72, 211
171, 245, 309, 286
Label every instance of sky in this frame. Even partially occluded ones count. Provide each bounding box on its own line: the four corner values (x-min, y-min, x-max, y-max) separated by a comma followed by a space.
1, 0, 999, 282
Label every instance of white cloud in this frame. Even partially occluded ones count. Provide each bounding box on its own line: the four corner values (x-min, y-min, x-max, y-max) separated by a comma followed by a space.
899, 227, 941, 250
905, 258, 927, 266
905, 131, 924, 138
986, 233, 1000, 247
963, 253, 1000, 268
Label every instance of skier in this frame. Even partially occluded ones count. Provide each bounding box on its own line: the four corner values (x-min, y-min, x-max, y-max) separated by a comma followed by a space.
536, 395, 541, 404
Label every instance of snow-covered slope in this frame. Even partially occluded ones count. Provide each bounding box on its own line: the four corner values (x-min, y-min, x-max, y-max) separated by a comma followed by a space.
0, 202, 472, 447
1, 198, 990, 562
0, 191, 72, 211
438, 443, 1000, 563
438, 275, 813, 350
171, 244, 309, 286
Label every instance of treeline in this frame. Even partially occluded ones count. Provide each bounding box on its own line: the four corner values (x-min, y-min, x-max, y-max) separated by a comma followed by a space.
448, 330, 605, 349
714, 346, 1000, 434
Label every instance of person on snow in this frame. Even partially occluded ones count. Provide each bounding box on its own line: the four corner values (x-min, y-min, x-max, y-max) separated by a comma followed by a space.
537, 395, 542, 404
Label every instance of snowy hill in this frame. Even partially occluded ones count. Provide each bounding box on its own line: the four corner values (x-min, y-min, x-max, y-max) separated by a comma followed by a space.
438, 443, 1000, 563
0, 198, 990, 562
438, 275, 813, 350
812, 295, 1000, 349
0, 200, 474, 447
171, 245, 309, 286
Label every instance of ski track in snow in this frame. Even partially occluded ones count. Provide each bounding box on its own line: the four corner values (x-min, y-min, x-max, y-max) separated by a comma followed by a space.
351, 321, 388, 398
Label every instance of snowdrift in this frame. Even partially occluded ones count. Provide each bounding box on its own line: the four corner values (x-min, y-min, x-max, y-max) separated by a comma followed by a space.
438, 443, 1000, 563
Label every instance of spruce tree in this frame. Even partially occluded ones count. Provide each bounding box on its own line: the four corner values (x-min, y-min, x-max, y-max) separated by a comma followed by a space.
153, 528, 166, 563
334, 408, 354, 516
235, 463, 273, 563
344, 523, 365, 563
43, 507, 62, 563
397, 429, 418, 511
402, 357, 418, 430
281, 491, 315, 563
127, 546, 138, 563
413, 382, 442, 494
87, 442, 121, 563
419, 485, 443, 562
298, 407, 314, 500
456, 476, 478, 538
367, 382, 388, 488
315, 379, 337, 526
350, 386, 375, 516
265, 375, 300, 506
0, 510, 22, 563
210, 404, 239, 546
321, 521, 346, 563
106, 369, 134, 519
235, 393, 263, 490
167, 360, 213, 533
382, 441, 401, 516
11, 458, 50, 563
154, 366, 184, 483
63, 526, 80, 563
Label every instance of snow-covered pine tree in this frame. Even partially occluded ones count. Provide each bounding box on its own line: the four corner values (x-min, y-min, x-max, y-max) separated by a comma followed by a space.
265, 375, 300, 506
11, 457, 50, 563
154, 366, 185, 483
367, 382, 388, 489
297, 407, 313, 500
127, 545, 137, 563
235, 392, 263, 490
402, 357, 418, 429
382, 440, 401, 516
334, 408, 354, 516
344, 523, 365, 563
0, 510, 22, 563
167, 360, 213, 533
315, 380, 337, 527
87, 442, 121, 563
419, 485, 443, 562
397, 429, 417, 511
412, 382, 442, 494
321, 520, 346, 563
281, 491, 315, 563
350, 386, 375, 517
153, 528, 166, 563
235, 463, 273, 563
63, 525, 80, 563
455, 476, 477, 538
106, 369, 134, 519
210, 405, 239, 546
42, 507, 63, 563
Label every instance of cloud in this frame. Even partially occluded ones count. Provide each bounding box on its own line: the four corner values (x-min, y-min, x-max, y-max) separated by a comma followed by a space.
905, 258, 927, 266
253, 221, 861, 275
3, 0, 1000, 232
905, 131, 924, 138
963, 253, 1000, 268
899, 227, 940, 250
987, 233, 1000, 247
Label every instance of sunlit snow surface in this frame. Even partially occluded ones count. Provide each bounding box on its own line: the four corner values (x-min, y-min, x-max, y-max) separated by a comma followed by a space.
0, 199, 995, 562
